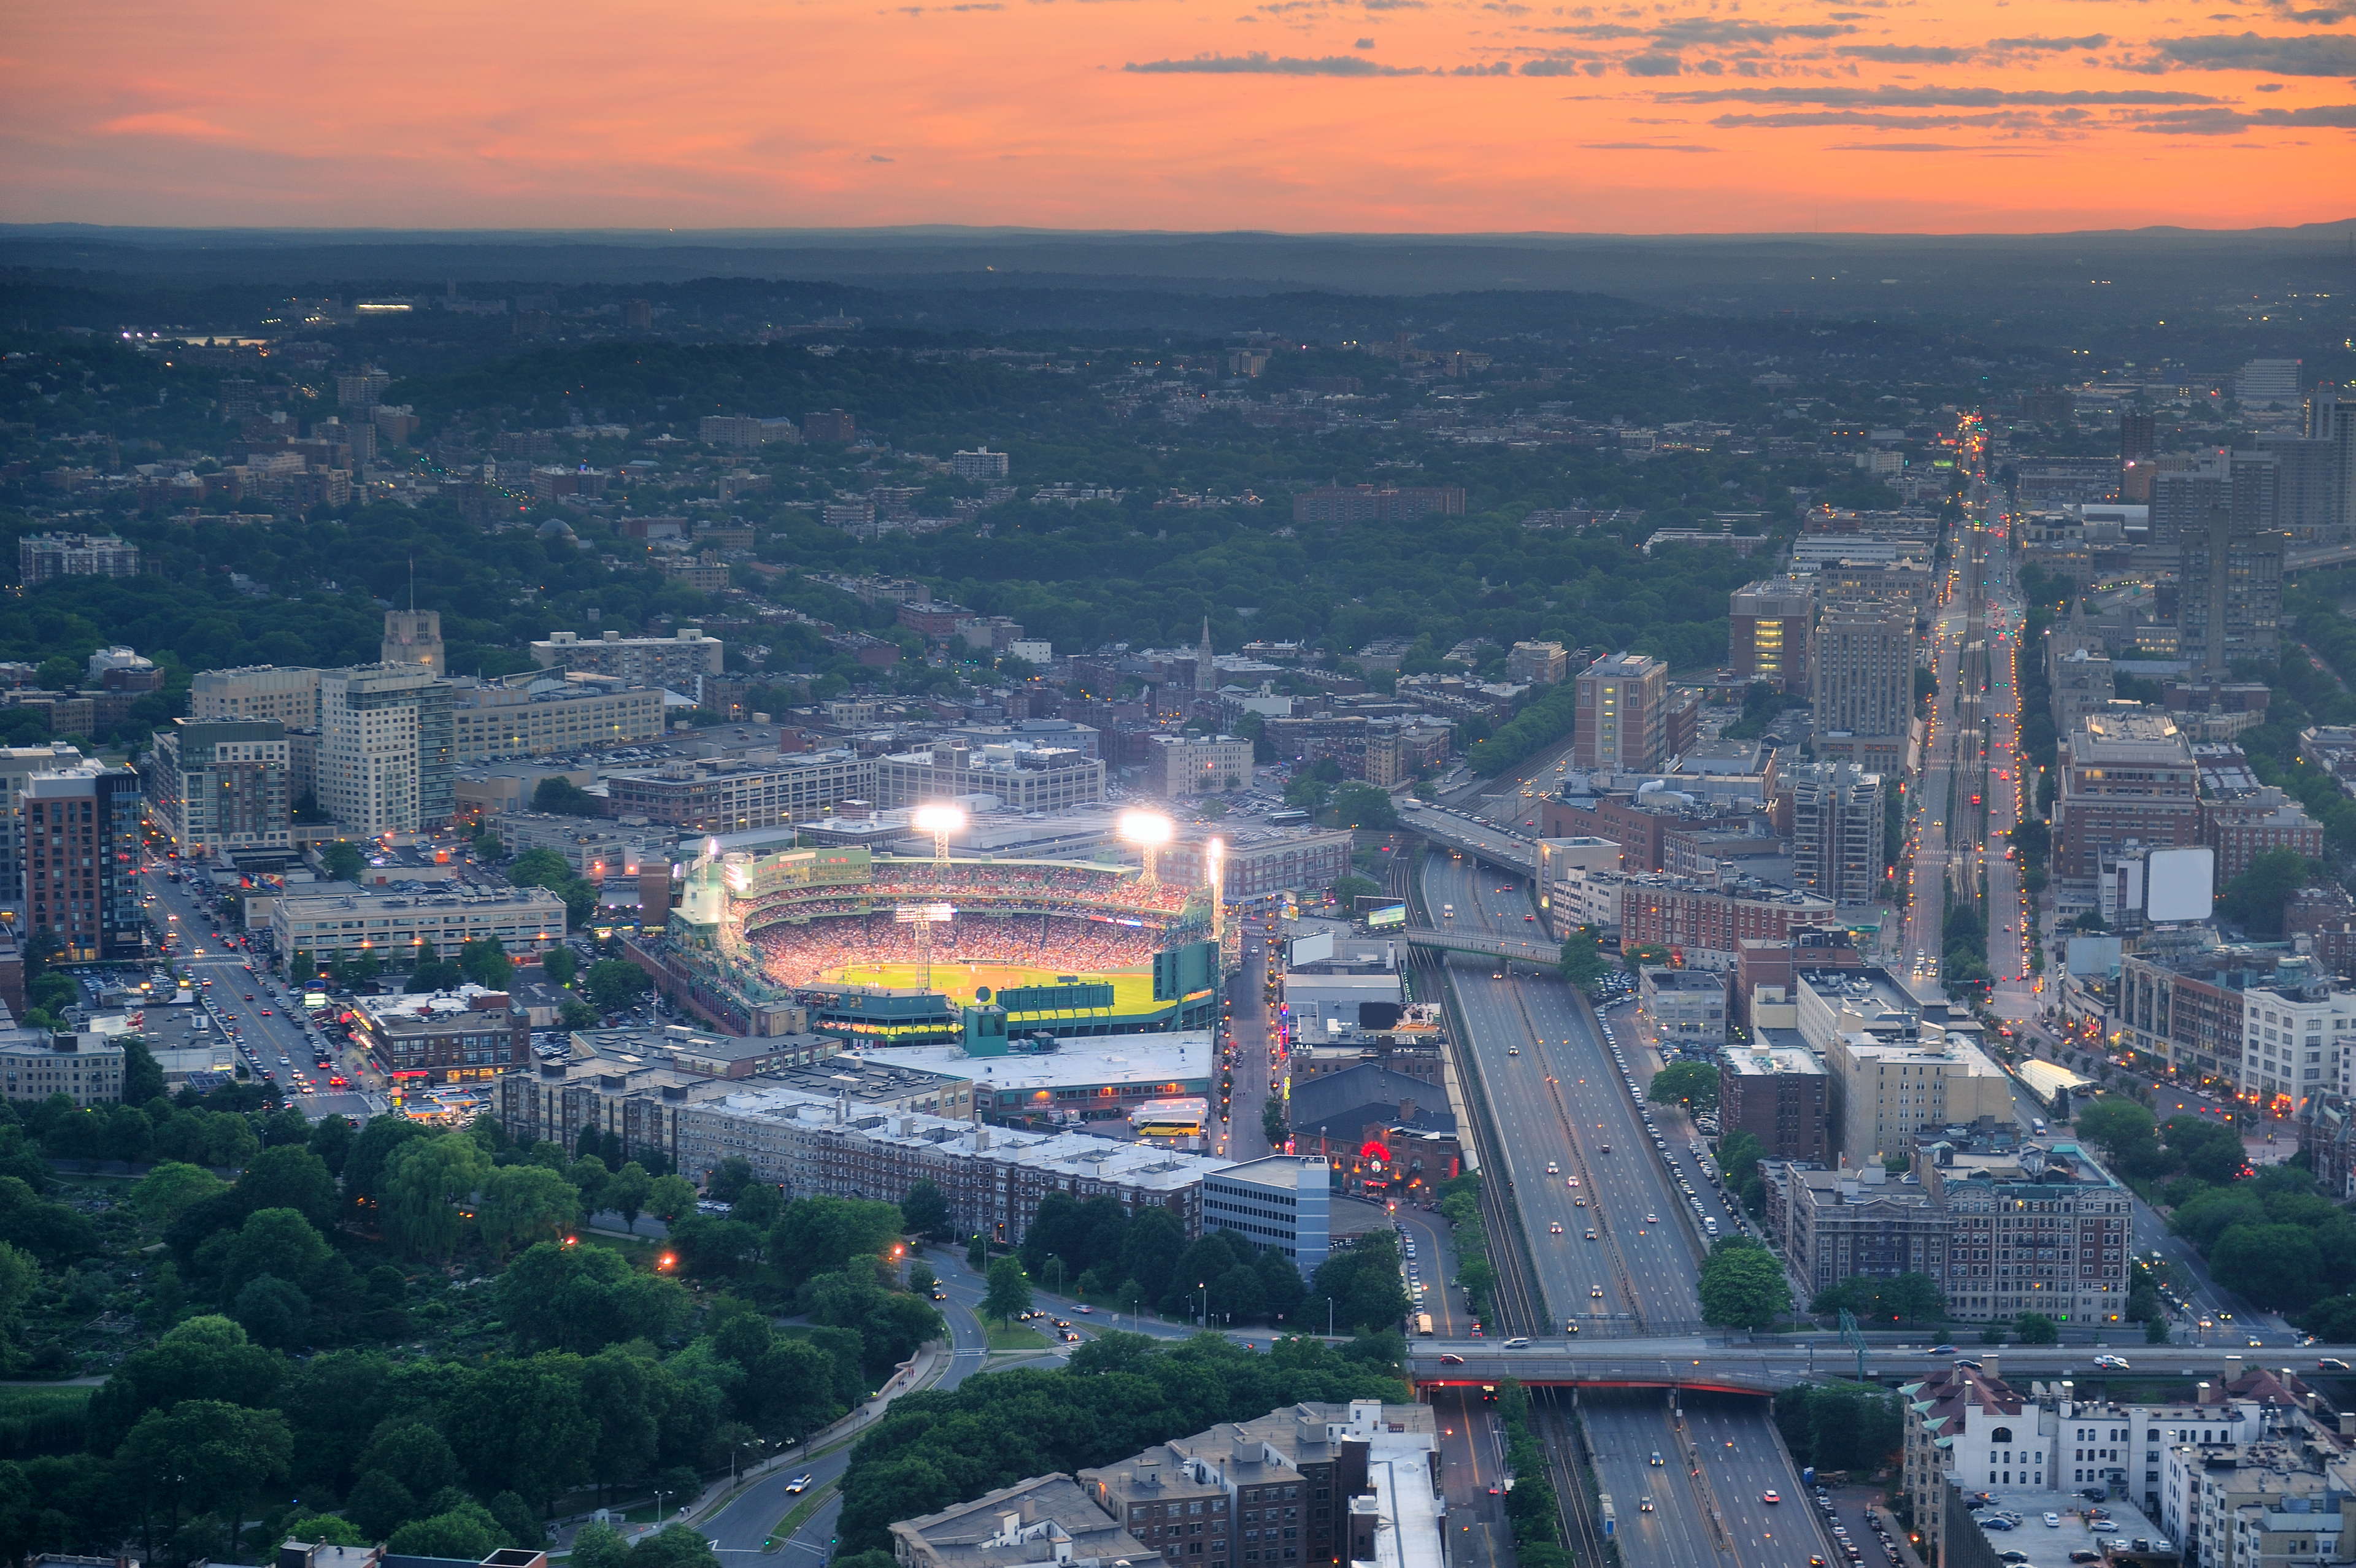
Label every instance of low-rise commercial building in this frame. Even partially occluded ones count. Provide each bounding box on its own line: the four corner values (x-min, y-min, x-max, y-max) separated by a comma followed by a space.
348, 985, 529, 1088
487, 811, 671, 877
451, 673, 666, 761
1202, 1155, 1333, 1274
604, 750, 876, 832
268, 883, 566, 972
876, 740, 1106, 812
1638, 966, 1728, 1044
2115, 940, 2297, 1086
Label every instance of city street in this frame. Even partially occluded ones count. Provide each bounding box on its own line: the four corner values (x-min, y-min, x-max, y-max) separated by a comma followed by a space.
139, 861, 386, 1121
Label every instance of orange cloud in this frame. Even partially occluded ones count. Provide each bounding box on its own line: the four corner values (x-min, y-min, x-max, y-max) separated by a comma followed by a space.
94, 112, 243, 140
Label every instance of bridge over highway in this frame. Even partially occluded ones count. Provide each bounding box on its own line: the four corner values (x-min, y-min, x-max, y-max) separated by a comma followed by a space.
1396, 802, 1538, 875
1406, 1339, 2356, 1394
1399, 926, 1563, 966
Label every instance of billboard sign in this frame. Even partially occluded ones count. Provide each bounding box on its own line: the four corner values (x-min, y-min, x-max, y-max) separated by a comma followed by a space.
2144, 846, 2215, 923
1290, 930, 1336, 966
1365, 904, 1408, 929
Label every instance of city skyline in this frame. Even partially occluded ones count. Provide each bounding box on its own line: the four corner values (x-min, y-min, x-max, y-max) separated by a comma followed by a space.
6, 0, 2354, 232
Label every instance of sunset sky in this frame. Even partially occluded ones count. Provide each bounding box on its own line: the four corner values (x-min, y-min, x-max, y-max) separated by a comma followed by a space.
4, 0, 2352, 233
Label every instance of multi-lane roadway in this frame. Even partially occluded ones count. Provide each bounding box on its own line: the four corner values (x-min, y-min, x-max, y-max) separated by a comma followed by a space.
1414, 829, 1836, 1568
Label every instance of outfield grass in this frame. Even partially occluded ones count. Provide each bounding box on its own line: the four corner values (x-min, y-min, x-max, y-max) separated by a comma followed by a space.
819, 959, 1157, 1015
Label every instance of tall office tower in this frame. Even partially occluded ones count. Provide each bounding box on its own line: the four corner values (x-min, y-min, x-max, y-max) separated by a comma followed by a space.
2153, 453, 2231, 547
1786, 761, 1887, 907
23, 763, 143, 961
1573, 653, 1668, 772
2180, 500, 2286, 677
381, 609, 445, 677
1809, 600, 1914, 773
1728, 577, 1815, 693
320, 666, 455, 834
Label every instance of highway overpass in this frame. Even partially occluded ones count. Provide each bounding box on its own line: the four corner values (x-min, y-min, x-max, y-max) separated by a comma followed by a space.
1399, 926, 1563, 966
1406, 1339, 2354, 1393
1396, 802, 1539, 875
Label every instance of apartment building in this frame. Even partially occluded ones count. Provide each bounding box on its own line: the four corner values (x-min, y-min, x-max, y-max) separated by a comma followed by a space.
1786, 761, 1885, 907
1505, 641, 1568, 685
1822, 1027, 2014, 1167
1917, 1137, 2134, 1326
672, 1087, 1223, 1246
893, 1476, 1155, 1568
1810, 599, 1913, 773
1718, 1041, 1829, 1163
20, 532, 139, 583
269, 883, 566, 972
1159, 1402, 1436, 1568
604, 750, 876, 831
878, 740, 1108, 812
24, 763, 144, 962
1901, 1357, 2047, 1567
1765, 1163, 1947, 1301
1573, 653, 1668, 772
0, 744, 84, 912
530, 628, 725, 695
144, 718, 291, 859
191, 665, 324, 728
2056, 710, 2201, 882
0, 1028, 125, 1107
2201, 787, 2325, 883
1152, 826, 1355, 901
450, 672, 666, 761
1149, 735, 1256, 797
1614, 875, 1839, 969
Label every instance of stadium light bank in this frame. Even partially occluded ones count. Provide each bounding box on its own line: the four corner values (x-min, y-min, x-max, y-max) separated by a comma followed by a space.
1119, 809, 1174, 887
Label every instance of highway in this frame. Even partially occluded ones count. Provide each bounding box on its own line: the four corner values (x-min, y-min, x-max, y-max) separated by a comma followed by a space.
1415, 838, 1833, 1566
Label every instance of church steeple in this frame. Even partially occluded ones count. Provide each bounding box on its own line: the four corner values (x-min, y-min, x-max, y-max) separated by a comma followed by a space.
1194, 617, 1216, 691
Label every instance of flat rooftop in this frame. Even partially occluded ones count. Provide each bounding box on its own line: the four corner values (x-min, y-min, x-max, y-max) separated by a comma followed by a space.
849, 1030, 1212, 1091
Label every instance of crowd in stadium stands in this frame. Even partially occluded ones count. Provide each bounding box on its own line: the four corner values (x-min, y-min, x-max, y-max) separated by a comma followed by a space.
750, 910, 1164, 988
870, 861, 1195, 915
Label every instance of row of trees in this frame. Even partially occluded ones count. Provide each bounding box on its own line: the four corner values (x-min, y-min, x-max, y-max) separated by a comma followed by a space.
1007, 1189, 1412, 1334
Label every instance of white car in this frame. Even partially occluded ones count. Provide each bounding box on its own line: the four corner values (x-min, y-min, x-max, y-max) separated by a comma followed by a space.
2043, 1513, 2061, 1528
2092, 1354, 2130, 1370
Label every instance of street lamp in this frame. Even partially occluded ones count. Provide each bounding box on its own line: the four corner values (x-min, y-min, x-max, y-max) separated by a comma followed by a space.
912, 804, 966, 872
1120, 810, 1174, 888
1199, 1279, 1210, 1328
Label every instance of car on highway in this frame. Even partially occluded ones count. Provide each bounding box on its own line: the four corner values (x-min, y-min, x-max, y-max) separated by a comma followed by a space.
1929, 1343, 1957, 1355
1584, 1229, 1596, 1240
785, 1475, 814, 1493
2092, 1355, 2130, 1370
1438, 1353, 1466, 1365
1501, 1337, 1532, 1349
1590, 1286, 1603, 1298
2320, 1358, 2351, 1370
1761, 1491, 1779, 1505
1545, 1161, 1558, 1175
1645, 1213, 1657, 1224
1549, 1221, 1563, 1234
1637, 1498, 1652, 1513
1649, 1451, 1664, 1466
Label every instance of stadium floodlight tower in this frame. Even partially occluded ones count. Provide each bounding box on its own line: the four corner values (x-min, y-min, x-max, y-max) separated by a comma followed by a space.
911, 802, 966, 872
1119, 809, 1174, 888
1206, 837, 1226, 948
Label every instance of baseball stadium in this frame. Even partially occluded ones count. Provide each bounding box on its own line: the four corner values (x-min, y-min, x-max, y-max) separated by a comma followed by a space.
664, 842, 1230, 1045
